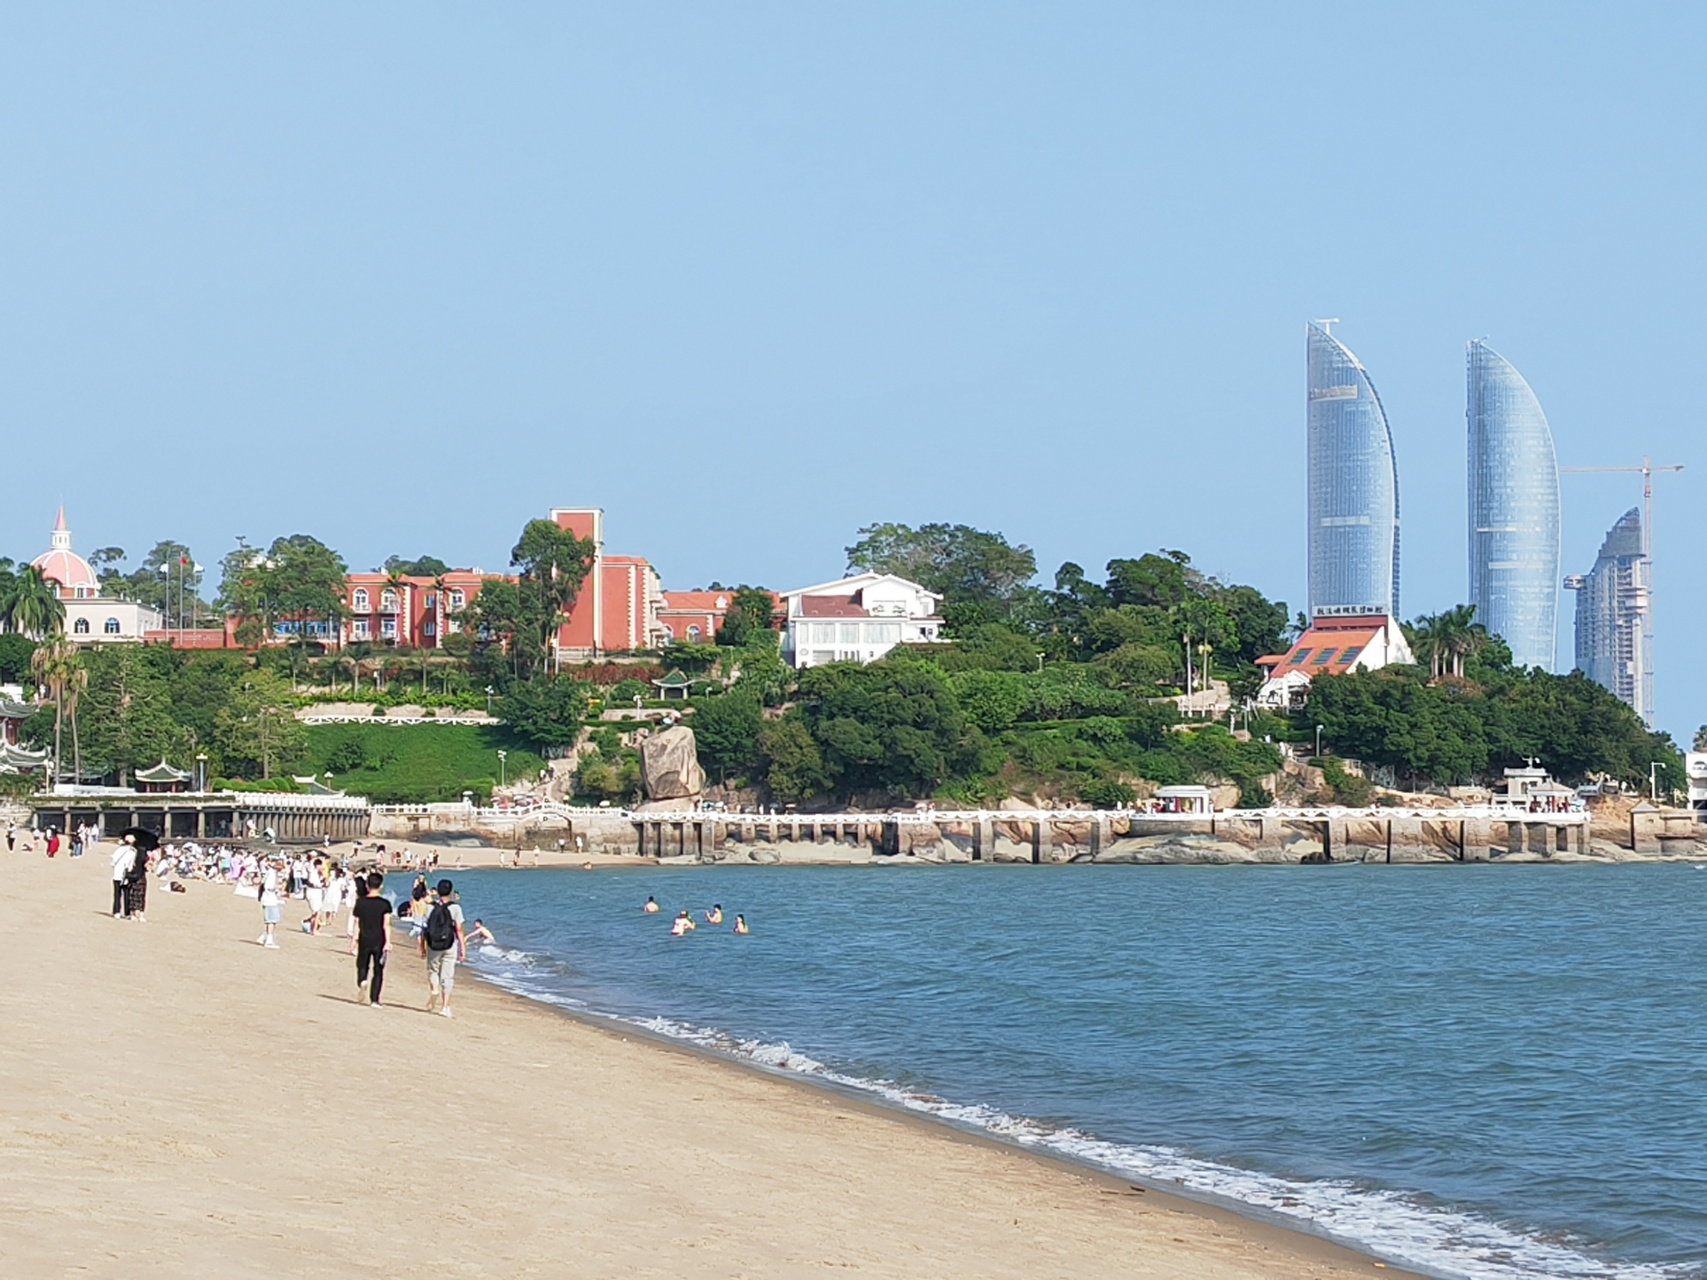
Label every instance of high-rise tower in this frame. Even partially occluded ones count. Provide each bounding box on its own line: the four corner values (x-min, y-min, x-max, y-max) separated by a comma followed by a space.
1306, 322, 1400, 620
1466, 341, 1561, 670
1564, 507, 1650, 725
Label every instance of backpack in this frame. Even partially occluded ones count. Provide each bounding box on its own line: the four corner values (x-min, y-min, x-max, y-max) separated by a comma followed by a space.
424, 901, 457, 951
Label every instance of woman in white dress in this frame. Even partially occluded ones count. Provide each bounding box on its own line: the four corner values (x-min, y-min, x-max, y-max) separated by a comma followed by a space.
303, 858, 326, 934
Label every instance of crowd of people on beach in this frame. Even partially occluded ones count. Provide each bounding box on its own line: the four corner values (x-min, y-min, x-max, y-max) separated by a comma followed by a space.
18, 825, 500, 1019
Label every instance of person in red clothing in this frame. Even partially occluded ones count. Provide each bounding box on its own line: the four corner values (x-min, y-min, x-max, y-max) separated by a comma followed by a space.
45, 830, 59, 858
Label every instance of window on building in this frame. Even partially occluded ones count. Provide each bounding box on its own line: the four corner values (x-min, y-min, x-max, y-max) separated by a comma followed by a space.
1288, 648, 1313, 665
380, 590, 398, 613
1312, 648, 1338, 665
422, 622, 436, 637
838, 623, 861, 644
424, 593, 436, 609
352, 589, 370, 612
353, 620, 370, 639
866, 622, 901, 645
381, 618, 397, 638
104, 617, 121, 634
687, 625, 701, 641
1338, 646, 1361, 665
809, 622, 836, 645
73, 617, 90, 634
449, 589, 465, 609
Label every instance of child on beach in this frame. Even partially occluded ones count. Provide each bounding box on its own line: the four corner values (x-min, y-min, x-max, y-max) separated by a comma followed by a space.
257, 860, 282, 948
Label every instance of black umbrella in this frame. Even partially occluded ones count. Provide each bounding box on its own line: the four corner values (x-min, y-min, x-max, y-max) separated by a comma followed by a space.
118, 827, 161, 852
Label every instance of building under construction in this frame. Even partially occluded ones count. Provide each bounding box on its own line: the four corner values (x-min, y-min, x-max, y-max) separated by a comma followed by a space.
1564, 507, 1651, 725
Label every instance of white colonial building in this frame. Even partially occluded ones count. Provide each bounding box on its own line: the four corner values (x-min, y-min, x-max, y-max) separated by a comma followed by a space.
32, 509, 163, 643
779, 572, 946, 669
1254, 613, 1414, 710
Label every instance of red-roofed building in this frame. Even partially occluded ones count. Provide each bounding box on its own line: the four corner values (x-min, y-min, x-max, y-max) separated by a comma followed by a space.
779, 573, 945, 668
548, 509, 667, 657
655, 589, 782, 645
1255, 614, 1414, 710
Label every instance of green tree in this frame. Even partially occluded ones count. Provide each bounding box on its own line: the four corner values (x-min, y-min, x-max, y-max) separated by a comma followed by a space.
794, 659, 975, 800
215, 670, 307, 780
715, 587, 778, 647
692, 692, 764, 784
495, 680, 590, 748
169, 652, 249, 759
0, 633, 36, 682
756, 717, 828, 802
4, 565, 65, 637
74, 646, 186, 785
29, 637, 80, 781
845, 522, 1037, 621
510, 519, 597, 673
383, 555, 450, 577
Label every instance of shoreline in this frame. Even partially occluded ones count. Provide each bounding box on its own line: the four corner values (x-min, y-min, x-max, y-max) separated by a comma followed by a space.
6, 843, 1433, 1278
470, 975, 1434, 1277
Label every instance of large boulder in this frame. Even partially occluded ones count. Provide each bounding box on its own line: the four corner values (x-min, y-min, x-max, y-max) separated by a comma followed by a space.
640, 725, 705, 801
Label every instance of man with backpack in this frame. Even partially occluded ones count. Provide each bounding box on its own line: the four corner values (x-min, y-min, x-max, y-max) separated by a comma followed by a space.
418, 879, 466, 1018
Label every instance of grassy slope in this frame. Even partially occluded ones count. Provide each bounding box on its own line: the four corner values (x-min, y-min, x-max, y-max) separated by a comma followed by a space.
304, 723, 545, 804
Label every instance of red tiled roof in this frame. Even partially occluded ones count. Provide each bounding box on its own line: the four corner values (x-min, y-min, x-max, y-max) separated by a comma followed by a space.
798, 594, 868, 619
1265, 621, 1384, 678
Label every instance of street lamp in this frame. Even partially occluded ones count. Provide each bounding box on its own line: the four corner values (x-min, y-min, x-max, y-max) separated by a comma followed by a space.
1315, 724, 1324, 758
497, 749, 507, 788
485, 685, 495, 715
195, 751, 208, 794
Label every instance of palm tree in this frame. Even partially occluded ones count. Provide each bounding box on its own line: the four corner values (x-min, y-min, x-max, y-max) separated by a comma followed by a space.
30, 637, 79, 783
64, 660, 89, 782
5, 565, 65, 638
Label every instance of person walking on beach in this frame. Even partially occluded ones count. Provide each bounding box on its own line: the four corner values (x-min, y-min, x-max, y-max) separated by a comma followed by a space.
258, 859, 283, 948
45, 829, 59, 858
352, 872, 392, 1006
111, 835, 138, 918
124, 845, 150, 923
419, 879, 466, 1018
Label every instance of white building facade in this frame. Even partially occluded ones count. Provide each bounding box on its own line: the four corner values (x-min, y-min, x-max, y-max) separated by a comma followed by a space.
32, 510, 163, 643
778, 573, 945, 669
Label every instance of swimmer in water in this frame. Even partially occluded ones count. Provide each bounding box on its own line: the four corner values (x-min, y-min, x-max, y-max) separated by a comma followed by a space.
669, 910, 694, 937
643, 896, 660, 913
465, 919, 496, 947
733, 914, 749, 935
704, 904, 723, 925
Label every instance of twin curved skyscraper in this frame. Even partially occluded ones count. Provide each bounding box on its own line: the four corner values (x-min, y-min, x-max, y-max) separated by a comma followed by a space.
1465, 340, 1561, 670
1304, 325, 1561, 671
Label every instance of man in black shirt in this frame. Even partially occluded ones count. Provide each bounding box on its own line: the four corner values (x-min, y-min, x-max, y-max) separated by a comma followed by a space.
351, 871, 393, 1007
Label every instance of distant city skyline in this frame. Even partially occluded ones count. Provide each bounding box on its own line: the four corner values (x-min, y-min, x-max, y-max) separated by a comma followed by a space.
1466, 341, 1561, 671
1, 6, 1700, 739
1566, 508, 1652, 727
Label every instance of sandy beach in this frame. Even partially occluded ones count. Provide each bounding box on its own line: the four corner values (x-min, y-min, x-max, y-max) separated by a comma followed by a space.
2, 846, 1413, 1279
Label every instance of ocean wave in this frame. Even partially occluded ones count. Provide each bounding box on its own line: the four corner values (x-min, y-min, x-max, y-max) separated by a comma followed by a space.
466, 964, 1685, 1280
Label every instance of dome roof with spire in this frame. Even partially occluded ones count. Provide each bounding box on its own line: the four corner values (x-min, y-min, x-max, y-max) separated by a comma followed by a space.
30, 508, 99, 599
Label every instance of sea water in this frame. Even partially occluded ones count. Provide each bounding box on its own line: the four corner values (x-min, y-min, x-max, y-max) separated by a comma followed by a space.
425, 862, 1707, 1279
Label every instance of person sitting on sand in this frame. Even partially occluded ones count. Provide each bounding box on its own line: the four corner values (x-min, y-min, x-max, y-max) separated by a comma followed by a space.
465, 919, 496, 948
704, 905, 723, 926
642, 896, 660, 914
733, 914, 749, 935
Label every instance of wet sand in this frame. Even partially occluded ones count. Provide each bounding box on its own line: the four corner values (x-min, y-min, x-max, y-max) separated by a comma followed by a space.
2, 846, 1417, 1278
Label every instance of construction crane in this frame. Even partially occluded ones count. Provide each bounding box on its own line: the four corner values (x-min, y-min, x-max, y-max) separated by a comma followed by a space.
1557, 457, 1683, 727
1557, 456, 1684, 561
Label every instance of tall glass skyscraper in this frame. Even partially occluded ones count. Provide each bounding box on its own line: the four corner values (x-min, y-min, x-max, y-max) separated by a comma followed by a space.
1564, 507, 1651, 726
1466, 341, 1561, 670
1306, 322, 1400, 619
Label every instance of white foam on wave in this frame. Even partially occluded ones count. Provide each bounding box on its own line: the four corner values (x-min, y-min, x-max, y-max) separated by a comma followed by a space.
467, 962, 1684, 1280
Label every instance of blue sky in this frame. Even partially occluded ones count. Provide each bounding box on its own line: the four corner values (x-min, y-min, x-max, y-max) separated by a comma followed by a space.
1, 4, 1701, 740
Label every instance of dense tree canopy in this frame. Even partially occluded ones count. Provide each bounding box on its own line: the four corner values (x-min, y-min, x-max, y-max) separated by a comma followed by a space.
845, 522, 1038, 627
